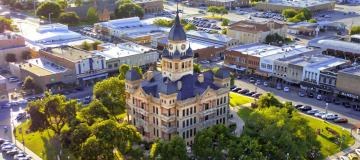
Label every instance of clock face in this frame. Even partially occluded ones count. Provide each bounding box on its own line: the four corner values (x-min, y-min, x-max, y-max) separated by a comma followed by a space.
181, 44, 186, 50
169, 44, 173, 50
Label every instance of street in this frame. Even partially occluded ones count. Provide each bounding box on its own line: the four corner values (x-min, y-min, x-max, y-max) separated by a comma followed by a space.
234, 78, 360, 129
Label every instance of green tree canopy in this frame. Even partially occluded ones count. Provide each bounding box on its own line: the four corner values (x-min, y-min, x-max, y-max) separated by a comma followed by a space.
58, 12, 80, 26
193, 63, 201, 73
351, 26, 360, 35
56, 0, 68, 9
115, 2, 144, 18
221, 18, 229, 26
192, 124, 234, 159
74, 0, 83, 7
119, 64, 130, 79
282, 8, 297, 18
36, 2, 62, 19
217, 6, 228, 17
23, 76, 35, 90
79, 99, 110, 125
93, 77, 126, 118
257, 92, 283, 108
0, 16, 14, 31
27, 92, 78, 135
87, 7, 99, 23
184, 23, 196, 31
207, 6, 219, 16
150, 136, 188, 160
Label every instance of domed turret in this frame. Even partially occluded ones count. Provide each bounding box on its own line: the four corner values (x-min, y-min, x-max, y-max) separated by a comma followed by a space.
168, 9, 186, 41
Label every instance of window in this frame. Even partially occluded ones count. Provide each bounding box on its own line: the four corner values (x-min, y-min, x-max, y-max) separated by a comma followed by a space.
183, 121, 185, 128
217, 99, 219, 105
156, 108, 158, 114
153, 128, 156, 135
220, 108, 222, 115
186, 130, 189, 138
194, 117, 196, 124
183, 132, 185, 138
186, 108, 189, 116
194, 128, 197, 135
217, 109, 219, 116
204, 103, 209, 110
183, 110, 185, 117
177, 110, 179, 116
153, 106, 155, 113
190, 118, 193, 125
190, 129, 193, 137
205, 115, 208, 121
223, 107, 226, 113
153, 117, 155, 124
186, 119, 189, 126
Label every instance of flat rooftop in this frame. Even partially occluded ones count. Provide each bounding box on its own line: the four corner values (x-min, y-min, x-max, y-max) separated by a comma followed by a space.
20, 58, 68, 76
265, 0, 334, 8
278, 51, 348, 70
229, 43, 311, 58
0, 32, 22, 40
94, 42, 156, 60
187, 30, 233, 43
43, 46, 93, 62
311, 39, 360, 54
340, 66, 360, 76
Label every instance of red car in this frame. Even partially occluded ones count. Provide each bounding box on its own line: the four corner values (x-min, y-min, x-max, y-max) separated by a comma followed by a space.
334, 117, 348, 123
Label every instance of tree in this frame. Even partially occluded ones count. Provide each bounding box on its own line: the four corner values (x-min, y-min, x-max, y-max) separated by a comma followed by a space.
227, 135, 266, 159
301, 8, 312, 20
119, 64, 130, 79
92, 41, 101, 50
0, 16, 14, 31
60, 123, 91, 157
23, 76, 35, 90
151, 136, 188, 160
193, 124, 234, 159
244, 107, 321, 159
207, 6, 219, 17
115, 2, 144, 18
58, 12, 80, 26
93, 77, 126, 118
86, 7, 99, 23
153, 19, 174, 27
74, 0, 83, 7
35, 2, 62, 19
221, 18, 229, 26
282, 8, 297, 18
79, 100, 110, 125
193, 63, 201, 73
217, 6, 228, 18
351, 26, 360, 35
184, 23, 196, 31
132, 66, 143, 76
221, 29, 227, 34
5, 53, 16, 62
27, 92, 78, 135
21, 51, 31, 60
80, 136, 113, 160
257, 92, 283, 108
80, 41, 92, 51
308, 19, 317, 23
56, 0, 68, 9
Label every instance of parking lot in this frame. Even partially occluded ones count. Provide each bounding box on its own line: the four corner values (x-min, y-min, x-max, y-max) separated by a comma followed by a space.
233, 77, 360, 127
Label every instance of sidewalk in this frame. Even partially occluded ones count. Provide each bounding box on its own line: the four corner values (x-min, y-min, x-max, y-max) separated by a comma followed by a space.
13, 139, 42, 160
326, 132, 360, 160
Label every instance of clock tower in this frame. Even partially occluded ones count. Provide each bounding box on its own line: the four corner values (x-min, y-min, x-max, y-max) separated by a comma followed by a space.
161, 7, 194, 81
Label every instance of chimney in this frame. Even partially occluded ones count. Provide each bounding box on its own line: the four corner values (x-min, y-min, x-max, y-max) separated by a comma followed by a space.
198, 74, 204, 83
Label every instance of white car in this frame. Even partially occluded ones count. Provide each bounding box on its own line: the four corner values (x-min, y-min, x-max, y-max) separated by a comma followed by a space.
339, 156, 350, 160
263, 82, 268, 86
355, 149, 360, 156
314, 112, 326, 118
1, 145, 15, 152
321, 113, 338, 120
283, 87, 290, 92
316, 94, 322, 100
1, 142, 14, 147
306, 109, 320, 115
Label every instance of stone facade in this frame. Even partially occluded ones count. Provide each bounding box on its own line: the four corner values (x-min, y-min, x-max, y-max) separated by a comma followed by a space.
0, 32, 29, 66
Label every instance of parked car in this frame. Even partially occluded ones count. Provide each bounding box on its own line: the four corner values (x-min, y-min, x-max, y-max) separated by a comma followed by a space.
299, 105, 312, 111
307, 109, 320, 115
253, 93, 262, 98
316, 94, 322, 100
334, 99, 341, 105
322, 114, 338, 120
334, 117, 348, 123
324, 97, 333, 103
232, 87, 241, 92
276, 84, 282, 90
314, 112, 326, 118
0, 138, 9, 144
238, 89, 249, 94
1, 142, 14, 148
255, 80, 261, 85
14, 153, 27, 160
6, 148, 19, 155
298, 91, 305, 97
1, 145, 14, 152
15, 112, 26, 121
343, 102, 351, 108
263, 81, 268, 87
246, 91, 256, 96
294, 104, 303, 109
249, 77, 255, 83
307, 92, 314, 98
283, 87, 290, 92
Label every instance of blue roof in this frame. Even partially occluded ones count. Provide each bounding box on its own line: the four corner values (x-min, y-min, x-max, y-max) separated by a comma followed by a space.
140, 71, 221, 100
168, 12, 186, 41
125, 69, 141, 81
186, 46, 193, 57
215, 68, 230, 79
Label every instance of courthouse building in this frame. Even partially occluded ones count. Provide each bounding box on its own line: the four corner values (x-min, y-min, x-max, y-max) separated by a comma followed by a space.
125, 10, 231, 144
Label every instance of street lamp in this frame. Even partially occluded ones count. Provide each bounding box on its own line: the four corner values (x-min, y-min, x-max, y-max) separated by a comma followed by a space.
325, 103, 329, 114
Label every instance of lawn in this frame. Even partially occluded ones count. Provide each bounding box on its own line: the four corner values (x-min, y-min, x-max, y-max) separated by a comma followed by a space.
229, 92, 254, 107
237, 108, 355, 158
15, 120, 75, 160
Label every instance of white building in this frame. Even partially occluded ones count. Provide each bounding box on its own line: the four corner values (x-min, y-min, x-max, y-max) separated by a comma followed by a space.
259, 45, 312, 74
94, 17, 163, 39
20, 23, 94, 50
186, 30, 239, 48
93, 42, 159, 72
